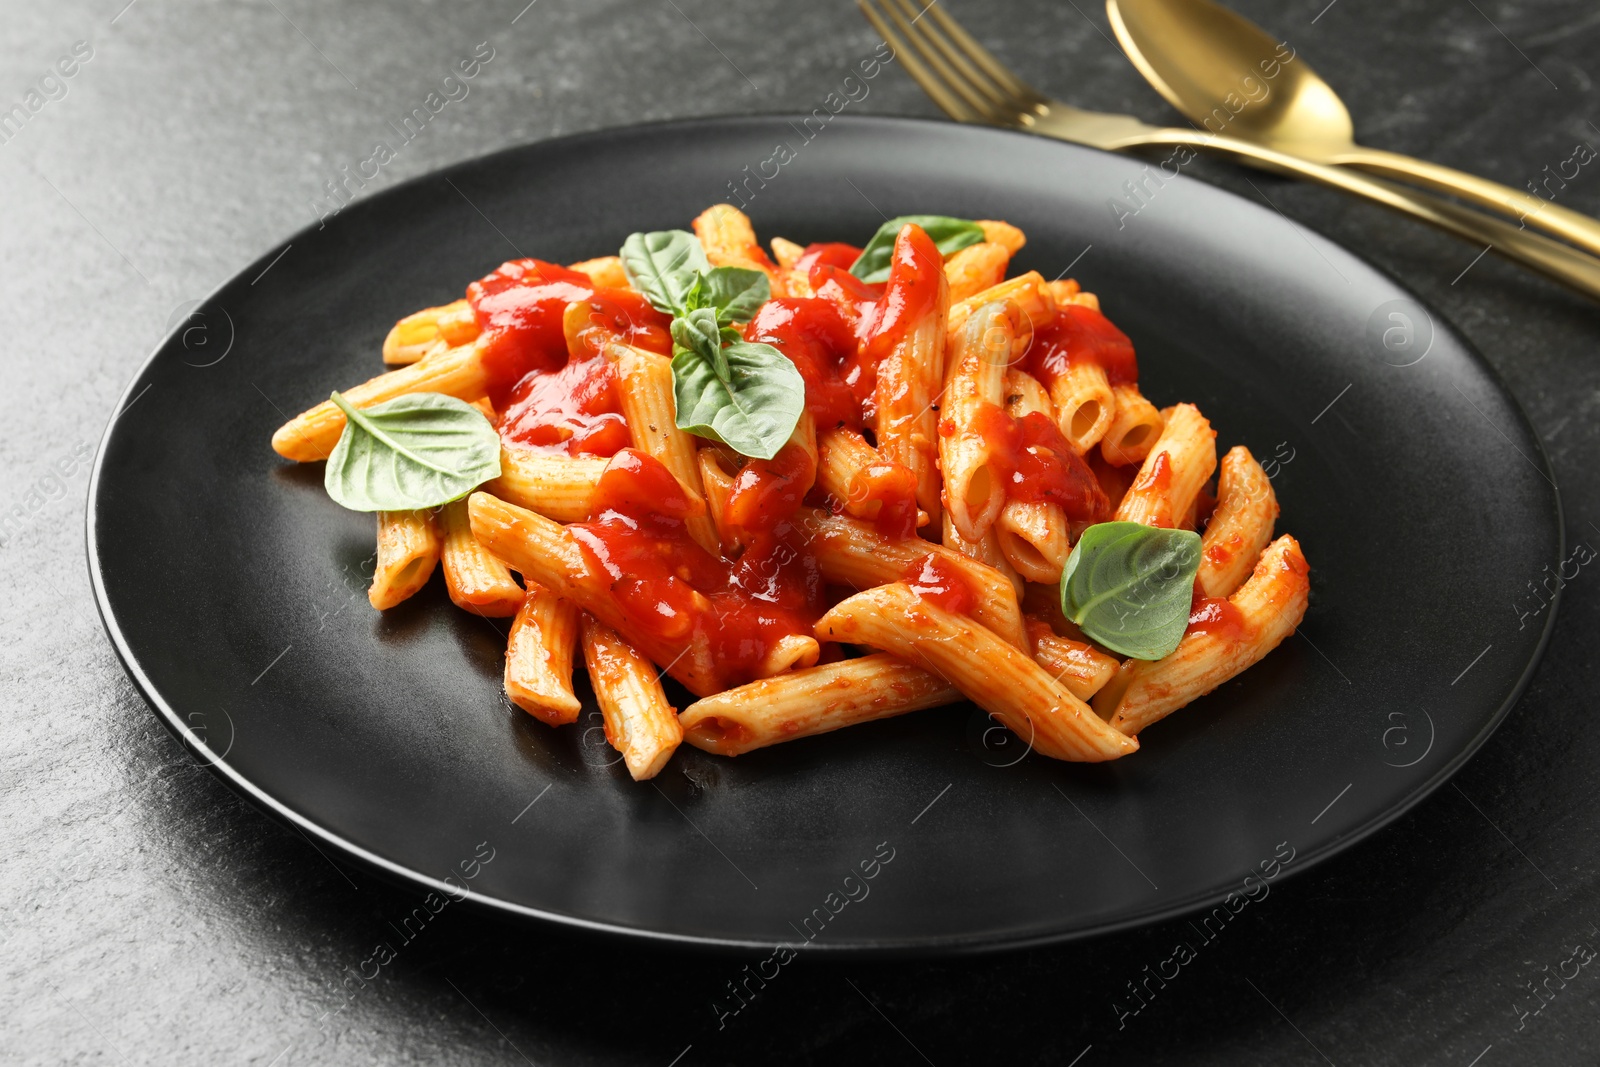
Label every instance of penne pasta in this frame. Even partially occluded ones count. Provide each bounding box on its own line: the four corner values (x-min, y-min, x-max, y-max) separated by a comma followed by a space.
1115, 403, 1217, 529
873, 225, 950, 526
438, 498, 525, 616
271, 341, 490, 462
939, 300, 1014, 541
1048, 279, 1100, 311
693, 203, 782, 290
368, 509, 441, 610
567, 255, 630, 289
695, 447, 738, 552
468, 492, 724, 696
816, 583, 1138, 762
1049, 358, 1115, 454
679, 653, 958, 756
814, 426, 926, 533
995, 369, 1071, 583
976, 219, 1026, 255
1026, 619, 1120, 702
1099, 384, 1164, 467
605, 342, 720, 555
1098, 535, 1311, 736
1197, 445, 1278, 599
946, 271, 1053, 354
504, 585, 582, 724
382, 299, 477, 365
579, 613, 681, 779
484, 446, 605, 523
941, 508, 1024, 599
800, 506, 1026, 649
943, 242, 1011, 303
770, 236, 806, 269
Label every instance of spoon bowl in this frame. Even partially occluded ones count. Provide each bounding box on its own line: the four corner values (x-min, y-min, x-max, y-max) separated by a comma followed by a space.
1109, 0, 1354, 153
1108, 0, 1600, 257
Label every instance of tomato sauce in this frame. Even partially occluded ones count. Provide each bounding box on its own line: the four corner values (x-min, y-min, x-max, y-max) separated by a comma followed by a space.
723, 439, 816, 541
1187, 586, 1247, 641
861, 225, 943, 366
792, 242, 861, 275
569, 449, 825, 691
746, 298, 864, 431
466, 259, 671, 407
903, 552, 977, 615
854, 461, 920, 541
497, 354, 630, 457
963, 403, 1110, 522
1025, 303, 1139, 388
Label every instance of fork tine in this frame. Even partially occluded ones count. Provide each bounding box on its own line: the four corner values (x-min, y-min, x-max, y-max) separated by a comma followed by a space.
858, 0, 985, 124
920, 1, 1053, 114
869, 0, 1012, 125
885, 0, 1021, 117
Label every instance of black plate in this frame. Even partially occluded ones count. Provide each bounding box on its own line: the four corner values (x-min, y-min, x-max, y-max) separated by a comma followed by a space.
88, 116, 1561, 954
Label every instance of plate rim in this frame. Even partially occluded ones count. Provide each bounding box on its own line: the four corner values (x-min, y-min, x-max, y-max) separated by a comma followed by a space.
85, 112, 1565, 956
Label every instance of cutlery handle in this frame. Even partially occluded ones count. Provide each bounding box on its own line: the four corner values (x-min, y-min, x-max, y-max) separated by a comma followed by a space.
1138, 130, 1600, 302
1338, 146, 1600, 260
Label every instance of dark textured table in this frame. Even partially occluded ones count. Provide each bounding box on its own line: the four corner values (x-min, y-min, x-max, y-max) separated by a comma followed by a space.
5, 0, 1598, 1063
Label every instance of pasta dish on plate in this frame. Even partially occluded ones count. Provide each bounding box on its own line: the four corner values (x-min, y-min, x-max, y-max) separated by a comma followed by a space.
268, 204, 1309, 780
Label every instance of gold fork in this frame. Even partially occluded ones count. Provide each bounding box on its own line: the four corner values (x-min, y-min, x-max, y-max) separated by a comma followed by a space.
858, 0, 1600, 301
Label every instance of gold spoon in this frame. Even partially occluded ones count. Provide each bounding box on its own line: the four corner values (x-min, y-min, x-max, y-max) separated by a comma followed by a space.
1107, 0, 1600, 258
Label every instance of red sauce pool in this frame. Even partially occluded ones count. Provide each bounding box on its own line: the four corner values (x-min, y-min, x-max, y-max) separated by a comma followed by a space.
569, 450, 824, 691
466, 259, 671, 407
1025, 303, 1139, 388
723, 439, 816, 541
903, 552, 978, 615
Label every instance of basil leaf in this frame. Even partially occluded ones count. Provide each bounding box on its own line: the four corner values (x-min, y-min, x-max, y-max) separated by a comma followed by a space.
672, 339, 804, 461
671, 308, 730, 380
689, 266, 770, 325
1060, 521, 1202, 660
849, 215, 986, 284
324, 391, 501, 512
620, 230, 710, 316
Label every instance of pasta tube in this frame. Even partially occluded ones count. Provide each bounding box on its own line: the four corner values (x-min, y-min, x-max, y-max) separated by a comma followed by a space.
579, 614, 681, 779
815, 584, 1138, 763
1099, 384, 1164, 467
679, 654, 957, 756
438, 498, 525, 616
484, 447, 605, 523
504, 586, 581, 724
382, 299, 477, 365
873, 225, 950, 525
1114, 403, 1217, 529
271, 342, 490, 461
800, 507, 1025, 649
995, 369, 1070, 583
605, 342, 720, 555
468, 492, 723, 696
1197, 446, 1277, 598
368, 509, 440, 610
1097, 535, 1310, 735
939, 300, 1013, 542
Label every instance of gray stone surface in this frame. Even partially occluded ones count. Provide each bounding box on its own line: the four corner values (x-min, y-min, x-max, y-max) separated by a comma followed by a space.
3, 0, 1599, 1063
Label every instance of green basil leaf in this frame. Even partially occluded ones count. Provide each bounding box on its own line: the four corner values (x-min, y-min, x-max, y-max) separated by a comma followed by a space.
671, 308, 729, 380
1060, 521, 1202, 660
672, 339, 804, 461
689, 266, 770, 324
849, 215, 986, 284
324, 391, 501, 512
620, 229, 710, 316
